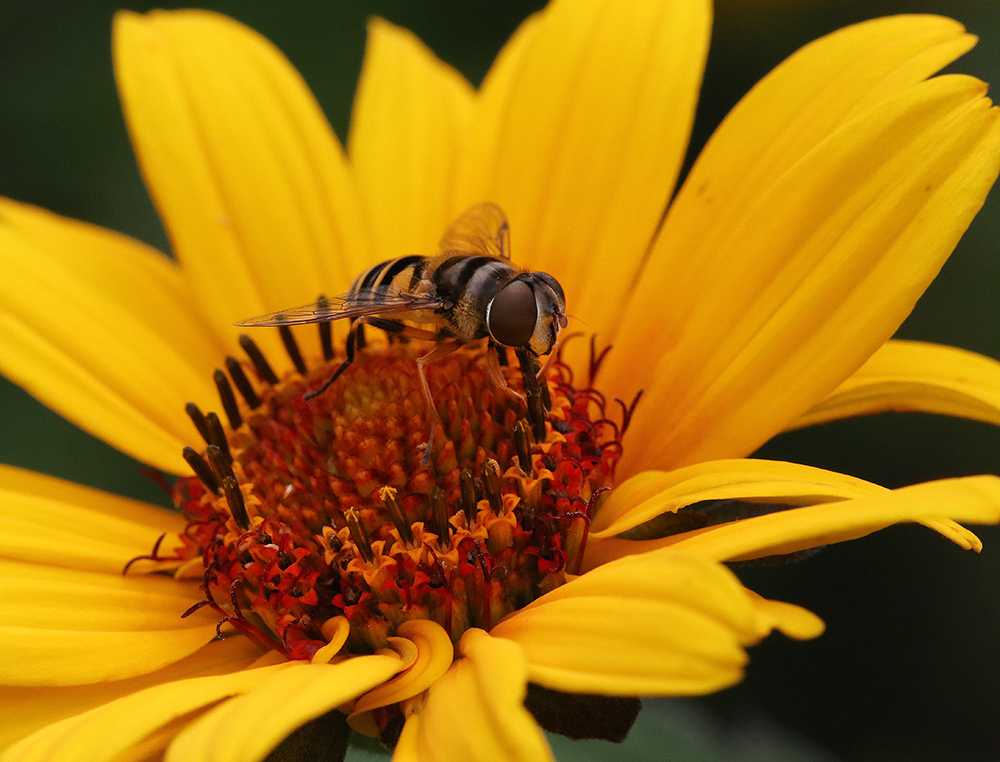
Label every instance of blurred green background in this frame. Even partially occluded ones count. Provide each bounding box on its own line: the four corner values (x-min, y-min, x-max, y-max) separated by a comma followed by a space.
3, 1, 1000, 760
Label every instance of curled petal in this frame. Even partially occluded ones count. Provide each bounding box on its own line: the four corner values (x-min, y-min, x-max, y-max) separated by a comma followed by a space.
492, 552, 805, 696
347, 619, 454, 736
658, 475, 1000, 564
790, 339, 1000, 430
590, 458, 884, 538
394, 630, 553, 762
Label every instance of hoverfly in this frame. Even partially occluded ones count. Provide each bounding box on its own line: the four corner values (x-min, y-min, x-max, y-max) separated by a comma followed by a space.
236, 203, 568, 445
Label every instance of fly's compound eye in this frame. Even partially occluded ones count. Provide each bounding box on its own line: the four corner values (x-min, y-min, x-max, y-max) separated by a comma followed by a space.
487, 279, 538, 347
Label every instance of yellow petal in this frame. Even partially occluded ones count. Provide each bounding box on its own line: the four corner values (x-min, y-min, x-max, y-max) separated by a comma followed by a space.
0, 464, 183, 574
394, 630, 553, 762
349, 19, 474, 260
0, 559, 217, 686
665, 475, 1000, 563
746, 592, 825, 641
348, 619, 453, 736
113, 10, 371, 363
0, 636, 265, 753
790, 339, 1000, 430
456, 0, 710, 369
606, 70, 1000, 476
164, 656, 403, 762
0, 200, 221, 473
0, 662, 293, 762
603, 13, 975, 368
493, 553, 774, 696
590, 458, 884, 538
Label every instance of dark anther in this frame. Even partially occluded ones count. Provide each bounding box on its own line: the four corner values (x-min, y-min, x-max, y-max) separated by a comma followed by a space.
204, 412, 233, 466
225, 356, 261, 409
317, 295, 334, 361
459, 468, 478, 525
222, 475, 251, 530
430, 487, 451, 540
213, 369, 243, 430
278, 324, 308, 375
539, 375, 552, 411
588, 335, 613, 385
615, 390, 644, 435
182, 446, 220, 492
482, 459, 503, 514
516, 347, 542, 398
514, 420, 534, 475
205, 444, 235, 484
238, 334, 279, 385
185, 402, 212, 444
527, 392, 547, 443
381, 486, 414, 547
345, 509, 375, 563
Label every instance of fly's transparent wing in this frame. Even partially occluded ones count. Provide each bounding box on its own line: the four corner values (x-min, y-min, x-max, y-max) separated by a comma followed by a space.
438, 202, 511, 260
236, 292, 449, 327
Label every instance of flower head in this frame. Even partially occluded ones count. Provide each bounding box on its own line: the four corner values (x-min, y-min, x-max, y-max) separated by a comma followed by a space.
3, 2, 1000, 760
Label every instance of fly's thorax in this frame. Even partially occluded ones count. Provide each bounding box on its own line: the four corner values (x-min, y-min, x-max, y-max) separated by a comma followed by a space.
431, 254, 518, 342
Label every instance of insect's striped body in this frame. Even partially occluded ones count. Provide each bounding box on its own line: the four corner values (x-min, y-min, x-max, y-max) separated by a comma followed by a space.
237, 203, 567, 445
346, 252, 525, 345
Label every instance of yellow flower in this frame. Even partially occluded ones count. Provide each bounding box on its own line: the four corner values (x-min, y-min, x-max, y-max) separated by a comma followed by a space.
2, 1, 1000, 760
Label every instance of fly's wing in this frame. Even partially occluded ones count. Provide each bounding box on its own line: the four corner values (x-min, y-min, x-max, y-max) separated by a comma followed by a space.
438, 202, 511, 260
235, 292, 449, 327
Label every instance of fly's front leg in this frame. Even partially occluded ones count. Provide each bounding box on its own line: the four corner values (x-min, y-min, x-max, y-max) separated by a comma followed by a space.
304, 318, 368, 400
415, 336, 461, 463
486, 340, 524, 404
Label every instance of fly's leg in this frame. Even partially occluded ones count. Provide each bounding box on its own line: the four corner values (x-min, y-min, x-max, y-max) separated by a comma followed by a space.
486, 340, 524, 404
304, 318, 367, 400
306, 318, 440, 400
515, 347, 549, 442
416, 338, 461, 463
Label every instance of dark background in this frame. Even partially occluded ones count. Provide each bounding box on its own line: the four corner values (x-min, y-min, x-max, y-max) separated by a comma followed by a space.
2, 2, 999, 760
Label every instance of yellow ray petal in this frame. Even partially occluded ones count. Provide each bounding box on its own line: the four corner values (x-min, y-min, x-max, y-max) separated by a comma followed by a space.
492, 553, 785, 696
348, 619, 453, 736
0, 200, 221, 473
606, 71, 1000, 477
0, 464, 183, 574
349, 19, 474, 261
606, 475, 1000, 567
394, 630, 553, 762
113, 10, 371, 365
602, 13, 975, 376
0, 559, 217, 686
790, 339, 1000, 430
456, 0, 710, 370
590, 458, 885, 538
746, 593, 825, 641
164, 656, 402, 762
0, 662, 294, 762
0, 636, 265, 752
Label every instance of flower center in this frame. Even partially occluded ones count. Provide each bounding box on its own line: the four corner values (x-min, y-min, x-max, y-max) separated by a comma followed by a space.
164, 331, 626, 661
